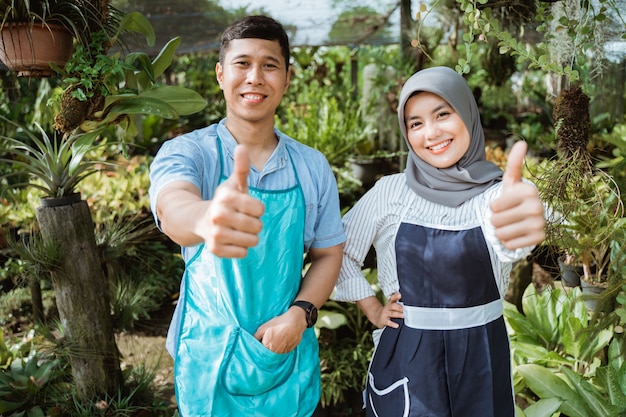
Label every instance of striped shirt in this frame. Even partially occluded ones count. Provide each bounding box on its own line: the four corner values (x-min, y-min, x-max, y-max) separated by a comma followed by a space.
334, 173, 534, 303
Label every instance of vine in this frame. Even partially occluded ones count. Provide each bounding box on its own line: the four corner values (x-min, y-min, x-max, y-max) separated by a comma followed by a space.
454, 0, 626, 81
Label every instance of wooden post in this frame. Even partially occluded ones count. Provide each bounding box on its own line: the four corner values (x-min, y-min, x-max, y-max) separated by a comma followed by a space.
36, 199, 122, 400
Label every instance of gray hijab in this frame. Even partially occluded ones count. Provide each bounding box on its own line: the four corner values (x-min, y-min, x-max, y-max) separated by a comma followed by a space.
398, 66, 502, 207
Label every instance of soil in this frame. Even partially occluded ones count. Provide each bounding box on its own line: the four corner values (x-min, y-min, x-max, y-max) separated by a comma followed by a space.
116, 332, 177, 410
115, 303, 178, 412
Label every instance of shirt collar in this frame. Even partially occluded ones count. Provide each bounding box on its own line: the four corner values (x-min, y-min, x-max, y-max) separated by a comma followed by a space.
217, 119, 287, 174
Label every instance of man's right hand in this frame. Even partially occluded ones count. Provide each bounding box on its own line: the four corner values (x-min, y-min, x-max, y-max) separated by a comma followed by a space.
200, 145, 265, 258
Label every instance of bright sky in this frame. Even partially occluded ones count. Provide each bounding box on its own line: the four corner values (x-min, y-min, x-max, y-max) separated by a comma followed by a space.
222, 0, 404, 46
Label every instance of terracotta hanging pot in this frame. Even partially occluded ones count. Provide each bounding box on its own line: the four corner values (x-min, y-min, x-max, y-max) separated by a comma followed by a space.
0, 22, 73, 77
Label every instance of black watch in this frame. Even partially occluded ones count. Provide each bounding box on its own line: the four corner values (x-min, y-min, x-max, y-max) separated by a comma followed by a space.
291, 300, 318, 328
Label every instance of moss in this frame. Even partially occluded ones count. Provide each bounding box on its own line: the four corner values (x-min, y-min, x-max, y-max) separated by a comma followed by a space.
53, 88, 104, 134
553, 85, 590, 159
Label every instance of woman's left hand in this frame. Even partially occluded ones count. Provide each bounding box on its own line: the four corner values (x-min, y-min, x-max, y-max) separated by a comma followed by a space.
490, 141, 545, 250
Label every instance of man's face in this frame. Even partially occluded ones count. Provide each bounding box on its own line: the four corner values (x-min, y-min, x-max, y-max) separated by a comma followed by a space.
216, 38, 290, 126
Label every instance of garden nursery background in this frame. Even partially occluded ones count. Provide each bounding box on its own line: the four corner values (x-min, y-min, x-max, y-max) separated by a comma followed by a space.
1, 0, 626, 416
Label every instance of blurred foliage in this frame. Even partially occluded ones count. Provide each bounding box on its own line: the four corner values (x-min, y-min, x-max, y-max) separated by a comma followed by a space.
0, 1, 625, 412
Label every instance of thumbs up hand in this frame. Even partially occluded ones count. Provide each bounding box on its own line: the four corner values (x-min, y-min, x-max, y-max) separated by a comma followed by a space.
203, 145, 265, 258
490, 141, 545, 250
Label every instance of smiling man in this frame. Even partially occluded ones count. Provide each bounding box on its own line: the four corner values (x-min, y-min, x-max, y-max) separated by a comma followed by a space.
148, 15, 345, 417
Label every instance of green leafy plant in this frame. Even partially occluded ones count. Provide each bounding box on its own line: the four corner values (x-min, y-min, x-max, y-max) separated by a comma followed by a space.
0, 117, 113, 198
453, 0, 625, 80
59, 29, 126, 103
316, 269, 381, 411
504, 284, 625, 416
52, 10, 207, 141
317, 299, 373, 410
536, 149, 626, 289
97, 215, 181, 331
276, 83, 367, 170
0, 330, 68, 417
0, 0, 113, 46
505, 285, 611, 374
0, 329, 172, 417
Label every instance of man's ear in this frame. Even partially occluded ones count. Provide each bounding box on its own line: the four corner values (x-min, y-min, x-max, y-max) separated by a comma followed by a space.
284, 66, 291, 91
216, 62, 223, 89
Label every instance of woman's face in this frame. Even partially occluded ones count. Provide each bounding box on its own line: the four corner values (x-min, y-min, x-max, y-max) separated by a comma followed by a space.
403, 92, 470, 169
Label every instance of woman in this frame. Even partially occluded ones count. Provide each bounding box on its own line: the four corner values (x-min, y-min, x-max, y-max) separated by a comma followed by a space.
334, 66, 545, 417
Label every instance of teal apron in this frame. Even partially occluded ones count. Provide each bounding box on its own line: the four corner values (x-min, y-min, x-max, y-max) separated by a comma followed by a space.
174, 138, 320, 417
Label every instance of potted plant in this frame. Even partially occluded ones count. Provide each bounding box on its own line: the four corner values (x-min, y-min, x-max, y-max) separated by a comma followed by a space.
547, 175, 625, 293
537, 85, 626, 309
51, 10, 206, 139
0, 0, 111, 77
0, 116, 125, 399
0, 10, 206, 400
0, 117, 110, 202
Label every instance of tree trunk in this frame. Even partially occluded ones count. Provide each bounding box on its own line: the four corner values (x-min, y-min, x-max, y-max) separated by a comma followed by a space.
36, 198, 122, 400
29, 277, 44, 324
399, 0, 414, 69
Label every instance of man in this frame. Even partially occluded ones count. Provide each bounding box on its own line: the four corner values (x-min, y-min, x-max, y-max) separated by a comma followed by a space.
149, 15, 345, 417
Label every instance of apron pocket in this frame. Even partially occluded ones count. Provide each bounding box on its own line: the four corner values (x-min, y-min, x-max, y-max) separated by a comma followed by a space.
222, 327, 296, 396
367, 372, 410, 417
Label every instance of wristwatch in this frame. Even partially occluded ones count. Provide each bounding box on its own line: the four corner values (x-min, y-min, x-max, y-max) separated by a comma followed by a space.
291, 300, 318, 328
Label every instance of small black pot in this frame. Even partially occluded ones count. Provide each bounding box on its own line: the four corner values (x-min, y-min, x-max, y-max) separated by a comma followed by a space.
39, 193, 82, 208
557, 257, 582, 288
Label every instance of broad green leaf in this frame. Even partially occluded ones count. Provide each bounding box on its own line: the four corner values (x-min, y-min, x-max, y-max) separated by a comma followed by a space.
139, 86, 207, 116
104, 96, 179, 120
562, 316, 584, 358
317, 311, 347, 330
151, 37, 181, 78
0, 399, 25, 413
516, 364, 590, 417
522, 397, 562, 417
562, 367, 616, 417
608, 337, 626, 371
522, 285, 559, 345
123, 52, 154, 90
26, 406, 45, 417
579, 327, 613, 364
595, 365, 626, 411
117, 11, 156, 46
504, 301, 539, 338
103, 93, 138, 109
510, 340, 551, 365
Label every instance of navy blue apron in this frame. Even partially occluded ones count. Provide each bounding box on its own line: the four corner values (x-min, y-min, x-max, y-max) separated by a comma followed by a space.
365, 223, 514, 417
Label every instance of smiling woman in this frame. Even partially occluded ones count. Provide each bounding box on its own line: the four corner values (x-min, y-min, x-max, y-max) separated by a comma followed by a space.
334, 66, 545, 417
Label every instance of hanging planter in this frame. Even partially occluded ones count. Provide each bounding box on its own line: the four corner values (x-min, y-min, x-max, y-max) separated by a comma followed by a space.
0, 22, 73, 77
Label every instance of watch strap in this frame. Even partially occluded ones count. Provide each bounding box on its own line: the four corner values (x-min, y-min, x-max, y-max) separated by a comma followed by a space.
291, 300, 317, 328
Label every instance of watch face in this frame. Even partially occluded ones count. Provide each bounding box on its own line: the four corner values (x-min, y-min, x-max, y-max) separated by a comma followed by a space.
293, 301, 318, 327
309, 306, 318, 326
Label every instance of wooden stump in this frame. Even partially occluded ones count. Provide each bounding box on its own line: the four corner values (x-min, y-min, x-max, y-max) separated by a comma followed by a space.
36, 198, 122, 400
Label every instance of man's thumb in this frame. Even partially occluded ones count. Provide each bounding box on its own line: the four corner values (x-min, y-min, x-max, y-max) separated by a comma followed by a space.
503, 141, 527, 188
232, 145, 250, 193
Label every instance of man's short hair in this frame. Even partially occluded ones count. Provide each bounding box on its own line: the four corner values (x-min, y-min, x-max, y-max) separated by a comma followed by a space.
219, 15, 290, 71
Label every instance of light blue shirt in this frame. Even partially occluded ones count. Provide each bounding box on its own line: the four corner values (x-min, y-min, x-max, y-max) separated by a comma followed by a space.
149, 119, 346, 263
150, 120, 346, 355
